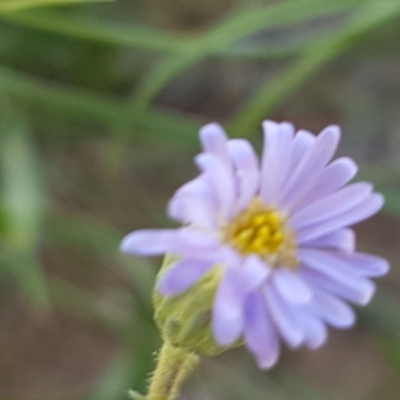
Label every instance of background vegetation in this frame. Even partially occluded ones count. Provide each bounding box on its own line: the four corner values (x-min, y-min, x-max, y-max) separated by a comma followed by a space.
1, 0, 400, 399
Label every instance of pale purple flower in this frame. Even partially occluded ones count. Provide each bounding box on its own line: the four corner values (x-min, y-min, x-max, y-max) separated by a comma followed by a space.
121, 121, 389, 369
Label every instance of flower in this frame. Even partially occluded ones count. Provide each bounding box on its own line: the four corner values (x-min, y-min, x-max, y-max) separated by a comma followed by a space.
121, 121, 389, 369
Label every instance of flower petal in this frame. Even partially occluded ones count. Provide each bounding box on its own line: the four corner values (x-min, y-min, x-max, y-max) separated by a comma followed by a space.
120, 229, 176, 256
264, 283, 304, 348
238, 255, 270, 292
227, 139, 260, 212
297, 193, 384, 244
300, 267, 375, 306
227, 139, 258, 171
212, 269, 244, 346
212, 256, 268, 347
293, 308, 327, 349
172, 228, 220, 261
301, 229, 355, 253
168, 176, 217, 229
169, 193, 216, 230
297, 193, 384, 243
272, 268, 313, 304
199, 123, 230, 166
261, 121, 295, 204
195, 153, 236, 219
299, 249, 376, 305
244, 291, 280, 369
218, 245, 242, 269
330, 252, 390, 278
294, 157, 358, 211
158, 259, 213, 296
289, 182, 373, 230
290, 130, 315, 170
307, 289, 356, 328
279, 125, 341, 211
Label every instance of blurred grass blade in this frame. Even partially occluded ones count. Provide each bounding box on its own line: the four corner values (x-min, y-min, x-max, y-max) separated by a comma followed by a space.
0, 96, 49, 306
0, 110, 43, 249
130, 0, 365, 111
230, 0, 400, 135
0, 0, 363, 51
202, 0, 363, 49
0, 9, 187, 52
0, 65, 201, 148
0, 0, 368, 117
89, 352, 133, 400
218, 40, 315, 60
0, 0, 112, 12
0, 9, 318, 58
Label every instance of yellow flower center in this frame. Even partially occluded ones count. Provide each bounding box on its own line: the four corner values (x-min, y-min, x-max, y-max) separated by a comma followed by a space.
223, 197, 298, 268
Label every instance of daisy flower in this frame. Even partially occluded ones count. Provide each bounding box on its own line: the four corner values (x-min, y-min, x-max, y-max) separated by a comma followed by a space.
121, 121, 389, 369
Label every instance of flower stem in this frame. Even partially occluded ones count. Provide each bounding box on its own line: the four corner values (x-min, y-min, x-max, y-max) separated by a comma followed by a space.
146, 340, 199, 400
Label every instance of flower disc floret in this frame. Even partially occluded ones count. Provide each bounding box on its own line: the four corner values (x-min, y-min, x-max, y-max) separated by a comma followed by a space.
223, 197, 298, 269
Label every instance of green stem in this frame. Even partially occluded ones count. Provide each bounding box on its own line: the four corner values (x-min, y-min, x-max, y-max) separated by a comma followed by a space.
145, 341, 199, 400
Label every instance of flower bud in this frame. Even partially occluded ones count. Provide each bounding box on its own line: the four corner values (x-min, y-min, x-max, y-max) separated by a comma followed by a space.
153, 255, 242, 357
